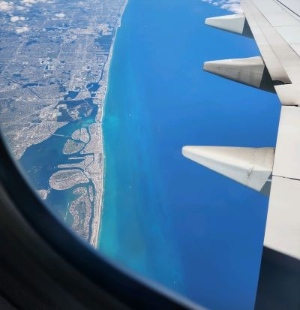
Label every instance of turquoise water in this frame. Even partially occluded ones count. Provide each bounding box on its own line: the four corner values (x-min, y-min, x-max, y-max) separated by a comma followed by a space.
99, 0, 280, 309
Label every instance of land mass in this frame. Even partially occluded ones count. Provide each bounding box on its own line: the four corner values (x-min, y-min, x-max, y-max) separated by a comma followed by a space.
0, 0, 128, 247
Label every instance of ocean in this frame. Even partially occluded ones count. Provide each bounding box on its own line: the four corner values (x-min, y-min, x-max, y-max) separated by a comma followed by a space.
101, 0, 280, 309
99, 0, 280, 309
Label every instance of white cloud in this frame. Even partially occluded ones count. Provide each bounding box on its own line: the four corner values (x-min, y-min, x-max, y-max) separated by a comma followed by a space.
15, 26, 30, 34
0, 1, 14, 12
20, 0, 36, 6
20, 0, 53, 7
0, 0, 52, 12
201, 0, 242, 14
11, 16, 25, 22
55, 12, 65, 19
16, 5, 26, 11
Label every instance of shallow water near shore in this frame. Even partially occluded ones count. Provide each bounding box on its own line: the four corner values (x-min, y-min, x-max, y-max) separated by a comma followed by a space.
100, 0, 280, 309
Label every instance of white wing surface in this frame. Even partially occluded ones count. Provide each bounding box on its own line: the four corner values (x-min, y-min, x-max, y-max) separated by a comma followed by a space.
184, 0, 300, 259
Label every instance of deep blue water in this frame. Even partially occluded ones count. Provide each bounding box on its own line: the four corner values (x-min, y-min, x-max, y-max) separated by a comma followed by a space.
99, 1, 281, 309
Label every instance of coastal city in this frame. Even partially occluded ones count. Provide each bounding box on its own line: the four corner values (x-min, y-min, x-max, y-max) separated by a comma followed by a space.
0, 0, 127, 247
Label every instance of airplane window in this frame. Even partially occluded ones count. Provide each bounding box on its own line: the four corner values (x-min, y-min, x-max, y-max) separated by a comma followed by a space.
0, 0, 282, 309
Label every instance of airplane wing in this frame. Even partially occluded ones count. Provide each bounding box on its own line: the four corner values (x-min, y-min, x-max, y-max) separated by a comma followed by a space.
183, 0, 300, 260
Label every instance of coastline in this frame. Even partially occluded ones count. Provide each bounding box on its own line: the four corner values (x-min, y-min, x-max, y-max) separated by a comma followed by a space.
75, 1, 271, 308
89, 0, 129, 248
0, 0, 130, 248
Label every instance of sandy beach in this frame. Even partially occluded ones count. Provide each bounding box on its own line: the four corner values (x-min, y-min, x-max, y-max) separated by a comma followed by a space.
89, 0, 129, 248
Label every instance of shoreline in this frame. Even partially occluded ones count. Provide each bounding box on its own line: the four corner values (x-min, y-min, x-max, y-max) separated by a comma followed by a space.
0, 0, 130, 248
89, 0, 129, 248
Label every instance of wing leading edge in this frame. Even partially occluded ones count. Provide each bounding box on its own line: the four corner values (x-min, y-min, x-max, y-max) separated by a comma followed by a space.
184, 0, 300, 260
